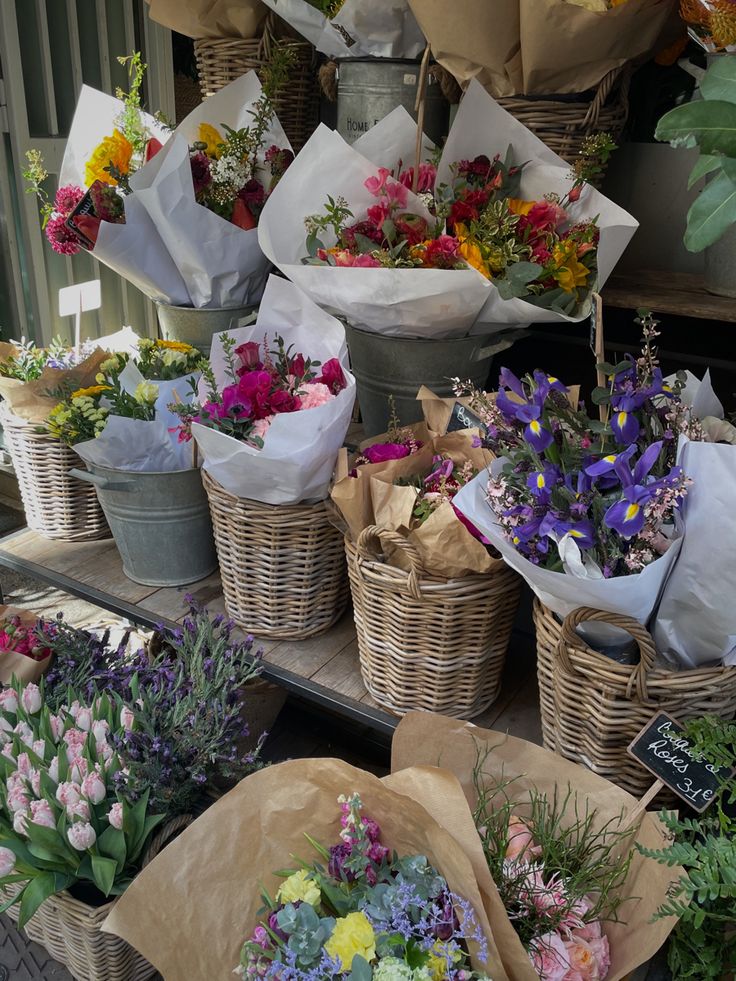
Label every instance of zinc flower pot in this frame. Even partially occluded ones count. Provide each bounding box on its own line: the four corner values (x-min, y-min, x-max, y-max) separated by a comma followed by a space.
155, 302, 255, 356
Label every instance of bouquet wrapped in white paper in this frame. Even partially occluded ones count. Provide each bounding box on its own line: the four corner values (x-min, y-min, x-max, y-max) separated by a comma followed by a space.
73, 415, 194, 473
259, 0, 424, 58
186, 276, 356, 504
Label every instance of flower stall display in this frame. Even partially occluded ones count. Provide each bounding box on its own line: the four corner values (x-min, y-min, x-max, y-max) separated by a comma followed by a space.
392, 712, 684, 981
258, 81, 636, 339
102, 758, 506, 979
0, 608, 52, 686
258, 0, 425, 59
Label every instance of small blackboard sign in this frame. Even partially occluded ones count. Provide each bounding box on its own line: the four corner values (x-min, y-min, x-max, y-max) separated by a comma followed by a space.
446, 401, 486, 435
627, 712, 735, 812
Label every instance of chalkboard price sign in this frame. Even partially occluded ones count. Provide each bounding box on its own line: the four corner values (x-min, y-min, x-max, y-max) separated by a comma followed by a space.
446, 401, 486, 435
627, 712, 735, 812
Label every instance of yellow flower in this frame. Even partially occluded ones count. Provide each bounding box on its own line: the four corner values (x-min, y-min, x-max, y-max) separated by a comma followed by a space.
456, 226, 491, 279
275, 870, 321, 908
551, 240, 590, 294
324, 912, 376, 973
155, 339, 194, 353
134, 380, 159, 405
425, 941, 463, 981
507, 198, 535, 216
70, 384, 110, 399
198, 123, 224, 159
85, 130, 133, 187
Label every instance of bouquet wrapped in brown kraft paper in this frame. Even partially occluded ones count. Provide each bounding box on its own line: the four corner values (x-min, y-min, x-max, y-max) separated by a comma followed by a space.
331, 431, 495, 579
144, 0, 266, 39
0, 349, 109, 425
409, 0, 676, 96
392, 712, 684, 981
102, 757, 509, 980
0, 605, 53, 685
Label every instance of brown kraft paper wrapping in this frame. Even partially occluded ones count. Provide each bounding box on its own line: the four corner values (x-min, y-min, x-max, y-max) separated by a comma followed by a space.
331, 432, 495, 578
0, 605, 52, 685
0, 349, 108, 424
102, 758, 509, 981
144, 0, 266, 39
391, 713, 685, 981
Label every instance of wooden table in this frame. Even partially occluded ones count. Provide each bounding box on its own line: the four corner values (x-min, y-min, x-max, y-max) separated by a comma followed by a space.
603, 269, 736, 321
0, 527, 542, 744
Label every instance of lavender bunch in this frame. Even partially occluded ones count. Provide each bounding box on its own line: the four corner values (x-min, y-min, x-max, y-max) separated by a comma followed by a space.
41, 601, 265, 816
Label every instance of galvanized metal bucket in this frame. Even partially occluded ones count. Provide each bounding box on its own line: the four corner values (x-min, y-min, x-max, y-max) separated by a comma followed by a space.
68, 464, 217, 587
155, 303, 256, 356
345, 324, 524, 436
335, 58, 450, 146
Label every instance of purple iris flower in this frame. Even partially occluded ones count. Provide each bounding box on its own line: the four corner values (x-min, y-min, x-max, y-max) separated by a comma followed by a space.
526, 465, 561, 498
532, 370, 568, 395
585, 444, 636, 479
610, 395, 642, 444
522, 407, 554, 453
498, 366, 525, 397
556, 519, 596, 549
603, 441, 664, 538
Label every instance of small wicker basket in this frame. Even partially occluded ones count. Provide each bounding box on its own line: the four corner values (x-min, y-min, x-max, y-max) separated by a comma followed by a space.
550, 606, 736, 797
203, 471, 348, 639
497, 66, 630, 171
347, 527, 521, 718
532, 598, 561, 752
0, 405, 109, 541
3, 816, 189, 981
194, 13, 319, 152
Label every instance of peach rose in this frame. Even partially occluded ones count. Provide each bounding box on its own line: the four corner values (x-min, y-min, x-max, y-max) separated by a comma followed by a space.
505, 815, 538, 862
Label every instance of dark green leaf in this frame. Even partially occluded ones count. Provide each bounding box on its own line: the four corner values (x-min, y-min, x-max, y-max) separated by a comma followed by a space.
688, 155, 722, 189
97, 826, 127, 873
655, 99, 736, 156
17, 872, 57, 929
353, 234, 378, 254
591, 387, 612, 405
685, 170, 736, 251
701, 55, 736, 105
90, 854, 117, 896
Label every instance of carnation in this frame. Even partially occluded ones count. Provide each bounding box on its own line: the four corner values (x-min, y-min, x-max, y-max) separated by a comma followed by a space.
45, 214, 80, 256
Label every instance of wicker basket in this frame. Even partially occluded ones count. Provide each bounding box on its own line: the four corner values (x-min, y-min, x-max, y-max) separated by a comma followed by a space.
497, 66, 630, 170
194, 13, 319, 152
550, 606, 736, 797
532, 598, 562, 752
0, 405, 109, 541
203, 471, 348, 639
3, 816, 189, 981
347, 527, 521, 718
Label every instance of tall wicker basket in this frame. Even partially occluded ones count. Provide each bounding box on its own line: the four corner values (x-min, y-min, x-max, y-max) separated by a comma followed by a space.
550, 606, 736, 797
203, 471, 348, 639
194, 13, 319, 152
532, 598, 562, 751
3, 816, 189, 981
347, 527, 521, 718
497, 66, 630, 171
0, 405, 109, 541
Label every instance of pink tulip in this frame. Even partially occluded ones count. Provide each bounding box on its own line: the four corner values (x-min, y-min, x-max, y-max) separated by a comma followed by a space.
120, 706, 135, 731
49, 714, 62, 741
6, 771, 25, 795
48, 757, 59, 783
67, 800, 90, 822
29, 769, 41, 796
75, 707, 93, 732
29, 799, 56, 829
7, 788, 30, 814
69, 757, 88, 784
16, 752, 32, 777
20, 683, 41, 714
91, 720, 109, 745
0, 846, 16, 876
81, 771, 106, 805
67, 822, 96, 851
107, 802, 123, 830
14, 724, 34, 749
0, 689, 18, 714
55, 781, 81, 809
13, 811, 28, 836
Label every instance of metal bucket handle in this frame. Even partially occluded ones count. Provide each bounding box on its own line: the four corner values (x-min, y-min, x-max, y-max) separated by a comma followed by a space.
68, 467, 135, 492
472, 328, 528, 362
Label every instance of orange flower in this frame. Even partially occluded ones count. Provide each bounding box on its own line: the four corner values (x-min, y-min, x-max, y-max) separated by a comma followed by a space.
85, 130, 133, 187
455, 224, 491, 279
552, 240, 590, 293
197, 123, 224, 159
507, 198, 535, 216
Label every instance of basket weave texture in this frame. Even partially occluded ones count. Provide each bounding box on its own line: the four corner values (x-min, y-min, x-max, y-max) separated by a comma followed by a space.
546, 605, 736, 797
3, 816, 190, 981
0, 405, 109, 541
194, 13, 319, 152
497, 66, 630, 169
203, 471, 348, 639
347, 527, 521, 718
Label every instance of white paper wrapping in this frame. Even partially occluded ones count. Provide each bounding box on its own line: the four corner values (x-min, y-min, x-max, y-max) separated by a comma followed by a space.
74, 415, 193, 472
259, 125, 492, 337
191, 275, 356, 504
259, 0, 424, 58
351, 106, 434, 170
454, 468, 682, 623
436, 81, 639, 328
116, 360, 200, 439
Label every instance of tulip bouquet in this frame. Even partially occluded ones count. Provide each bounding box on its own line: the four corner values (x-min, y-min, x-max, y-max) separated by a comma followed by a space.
238, 792, 492, 981
0, 678, 165, 927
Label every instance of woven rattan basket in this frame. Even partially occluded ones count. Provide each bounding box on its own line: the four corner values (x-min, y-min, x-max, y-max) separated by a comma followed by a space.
0, 405, 109, 541
550, 606, 736, 797
532, 598, 562, 751
194, 13, 319, 152
3, 816, 189, 981
203, 471, 348, 639
497, 66, 630, 170
347, 527, 521, 718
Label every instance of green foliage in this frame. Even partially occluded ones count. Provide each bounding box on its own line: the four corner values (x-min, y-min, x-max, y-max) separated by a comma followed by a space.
656, 55, 736, 251
115, 53, 148, 158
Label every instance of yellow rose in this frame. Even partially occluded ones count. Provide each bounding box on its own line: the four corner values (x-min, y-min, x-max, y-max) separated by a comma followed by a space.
324, 912, 376, 973
198, 122, 224, 159
275, 869, 321, 908
85, 129, 134, 187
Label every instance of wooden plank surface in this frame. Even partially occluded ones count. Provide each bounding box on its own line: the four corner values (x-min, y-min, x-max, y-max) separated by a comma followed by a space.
603, 269, 736, 322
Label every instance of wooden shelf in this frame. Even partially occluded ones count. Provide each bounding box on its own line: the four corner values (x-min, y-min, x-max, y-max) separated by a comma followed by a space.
602, 269, 736, 322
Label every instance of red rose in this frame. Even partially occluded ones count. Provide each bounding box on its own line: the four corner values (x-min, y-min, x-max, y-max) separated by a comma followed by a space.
269, 390, 301, 414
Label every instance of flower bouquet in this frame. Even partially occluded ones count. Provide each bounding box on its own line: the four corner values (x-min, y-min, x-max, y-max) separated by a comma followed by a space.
0, 608, 52, 686
0, 337, 101, 384
102, 758, 506, 979
259, 0, 424, 58
392, 712, 684, 981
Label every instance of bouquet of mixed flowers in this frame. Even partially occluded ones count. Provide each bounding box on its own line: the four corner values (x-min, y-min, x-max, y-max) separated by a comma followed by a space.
0, 609, 52, 686
102, 759, 504, 979
99, 338, 201, 383
0, 337, 99, 383
453, 314, 703, 623
181, 275, 355, 504
349, 400, 426, 471
259, 0, 424, 58
392, 712, 684, 981
45, 377, 158, 446
0, 677, 165, 927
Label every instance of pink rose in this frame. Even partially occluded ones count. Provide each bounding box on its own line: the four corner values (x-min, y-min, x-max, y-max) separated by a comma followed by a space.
107, 802, 124, 830
0, 846, 16, 876
7, 787, 30, 813
67, 799, 90, 821
529, 932, 571, 981
234, 341, 262, 370
364, 167, 392, 197
13, 811, 28, 836
67, 822, 96, 851
298, 382, 334, 412
0, 689, 18, 714
563, 936, 607, 981
81, 771, 106, 805
55, 781, 81, 809
20, 683, 41, 714
29, 799, 56, 829
588, 937, 610, 978
505, 815, 538, 862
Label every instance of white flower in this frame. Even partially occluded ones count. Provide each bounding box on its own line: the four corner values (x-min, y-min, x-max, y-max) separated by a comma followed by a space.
81, 771, 106, 805
134, 380, 159, 405
12, 811, 27, 836
120, 706, 135, 731
20, 683, 41, 714
161, 349, 187, 369
67, 822, 96, 851
0, 689, 18, 714
0, 847, 16, 877
107, 802, 124, 830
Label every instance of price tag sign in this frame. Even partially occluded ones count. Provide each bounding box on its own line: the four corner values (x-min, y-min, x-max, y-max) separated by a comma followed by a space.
627, 712, 735, 812
446, 401, 486, 435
